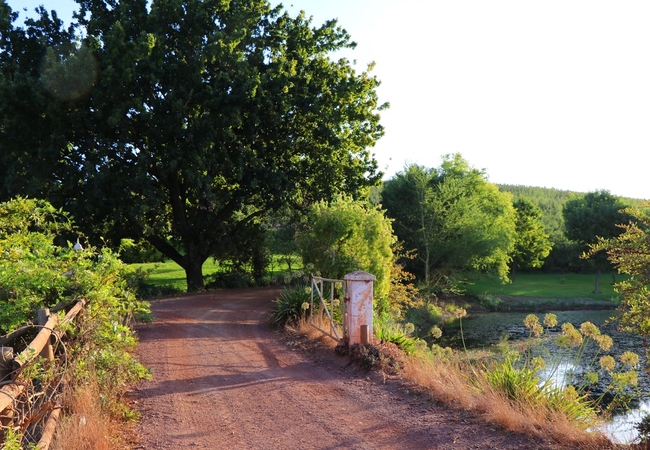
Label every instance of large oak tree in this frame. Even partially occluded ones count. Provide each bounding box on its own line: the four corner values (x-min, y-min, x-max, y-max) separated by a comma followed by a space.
0, 0, 386, 290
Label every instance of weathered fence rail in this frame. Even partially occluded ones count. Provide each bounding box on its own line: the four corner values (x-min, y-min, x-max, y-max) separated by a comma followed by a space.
0, 299, 86, 449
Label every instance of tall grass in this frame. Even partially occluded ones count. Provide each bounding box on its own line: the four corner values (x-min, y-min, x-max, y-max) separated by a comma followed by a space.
269, 283, 312, 327
403, 352, 612, 448
51, 379, 117, 450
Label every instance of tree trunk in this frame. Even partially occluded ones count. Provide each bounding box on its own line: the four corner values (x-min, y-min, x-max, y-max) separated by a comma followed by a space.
185, 258, 205, 292
424, 246, 430, 285
146, 235, 207, 292
594, 270, 601, 294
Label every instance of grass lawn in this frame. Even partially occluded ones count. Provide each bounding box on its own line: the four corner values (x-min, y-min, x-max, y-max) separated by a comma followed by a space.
132, 256, 299, 291
461, 272, 623, 309
131, 260, 223, 290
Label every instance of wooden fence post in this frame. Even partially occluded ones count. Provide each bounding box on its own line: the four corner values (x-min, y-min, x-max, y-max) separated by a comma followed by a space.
37, 308, 55, 362
0, 347, 13, 438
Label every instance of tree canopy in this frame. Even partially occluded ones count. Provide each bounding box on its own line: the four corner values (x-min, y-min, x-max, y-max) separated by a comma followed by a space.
587, 203, 650, 336
0, 0, 387, 290
563, 190, 632, 292
510, 198, 552, 277
297, 195, 394, 305
381, 155, 517, 291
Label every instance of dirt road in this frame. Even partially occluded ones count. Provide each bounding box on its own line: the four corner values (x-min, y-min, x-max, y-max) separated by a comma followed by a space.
132, 288, 555, 449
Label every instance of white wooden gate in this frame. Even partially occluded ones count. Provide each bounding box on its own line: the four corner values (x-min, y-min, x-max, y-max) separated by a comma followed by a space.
309, 275, 346, 342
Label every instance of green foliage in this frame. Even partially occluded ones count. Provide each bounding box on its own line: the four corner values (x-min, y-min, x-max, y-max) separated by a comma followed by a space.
484, 355, 598, 426
563, 191, 632, 291
118, 238, 164, 264
0, 6, 80, 205
2, 427, 34, 450
269, 284, 312, 327
383, 155, 517, 291
485, 355, 544, 403
206, 271, 255, 289
499, 185, 642, 273
376, 328, 416, 355
1, 0, 386, 292
57, 245, 153, 418
375, 316, 418, 355
0, 197, 151, 433
40, 42, 98, 101
0, 197, 76, 331
564, 191, 632, 245
297, 196, 395, 307
265, 212, 301, 274
587, 202, 650, 337
511, 198, 552, 273
519, 314, 639, 414
476, 293, 503, 311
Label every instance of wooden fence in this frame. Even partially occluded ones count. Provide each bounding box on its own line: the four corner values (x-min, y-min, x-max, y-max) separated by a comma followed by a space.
0, 299, 86, 449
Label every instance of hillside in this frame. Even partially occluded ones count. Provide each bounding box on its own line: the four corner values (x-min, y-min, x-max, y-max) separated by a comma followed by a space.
497, 185, 645, 271
498, 184, 644, 240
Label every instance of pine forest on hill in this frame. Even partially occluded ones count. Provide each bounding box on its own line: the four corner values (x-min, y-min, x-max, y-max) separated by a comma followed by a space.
497, 184, 645, 273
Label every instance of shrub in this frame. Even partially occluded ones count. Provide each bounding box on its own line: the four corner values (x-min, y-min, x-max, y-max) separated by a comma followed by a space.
484, 356, 598, 427
118, 238, 164, 263
485, 356, 544, 404
375, 317, 418, 355
269, 284, 312, 327
477, 293, 503, 311
297, 195, 395, 310
0, 197, 151, 445
206, 270, 255, 289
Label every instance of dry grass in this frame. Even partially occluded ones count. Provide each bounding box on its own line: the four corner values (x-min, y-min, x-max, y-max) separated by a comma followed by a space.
51, 381, 118, 450
293, 317, 341, 350
402, 355, 614, 449
293, 316, 616, 449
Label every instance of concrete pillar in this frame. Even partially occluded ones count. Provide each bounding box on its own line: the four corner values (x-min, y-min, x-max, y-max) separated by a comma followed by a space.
344, 270, 375, 346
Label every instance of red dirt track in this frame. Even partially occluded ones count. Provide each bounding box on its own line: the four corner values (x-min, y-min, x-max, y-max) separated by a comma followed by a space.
132, 288, 557, 449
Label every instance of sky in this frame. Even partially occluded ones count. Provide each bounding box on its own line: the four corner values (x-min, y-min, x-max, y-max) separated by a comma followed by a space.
8, 0, 650, 199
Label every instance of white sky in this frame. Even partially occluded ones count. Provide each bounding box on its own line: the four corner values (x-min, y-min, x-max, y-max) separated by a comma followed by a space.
9, 0, 650, 199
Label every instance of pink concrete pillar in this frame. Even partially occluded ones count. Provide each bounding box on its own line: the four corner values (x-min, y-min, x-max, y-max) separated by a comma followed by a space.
344, 270, 375, 346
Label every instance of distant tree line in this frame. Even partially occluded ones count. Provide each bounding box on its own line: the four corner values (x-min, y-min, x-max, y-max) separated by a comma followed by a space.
499, 184, 641, 276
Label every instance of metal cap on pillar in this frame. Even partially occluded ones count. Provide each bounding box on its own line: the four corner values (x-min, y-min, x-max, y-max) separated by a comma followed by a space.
343, 270, 375, 346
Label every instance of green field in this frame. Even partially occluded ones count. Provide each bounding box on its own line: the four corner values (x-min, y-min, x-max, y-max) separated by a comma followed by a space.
132, 256, 299, 291
460, 272, 623, 310
131, 260, 223, 290
463, 273, 621, 299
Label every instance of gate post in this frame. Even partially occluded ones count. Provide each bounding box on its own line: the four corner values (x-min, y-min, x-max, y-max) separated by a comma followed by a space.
344, 271, 375, 346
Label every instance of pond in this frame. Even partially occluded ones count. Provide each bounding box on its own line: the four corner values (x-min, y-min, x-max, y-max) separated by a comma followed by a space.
439, 308, 648, 444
